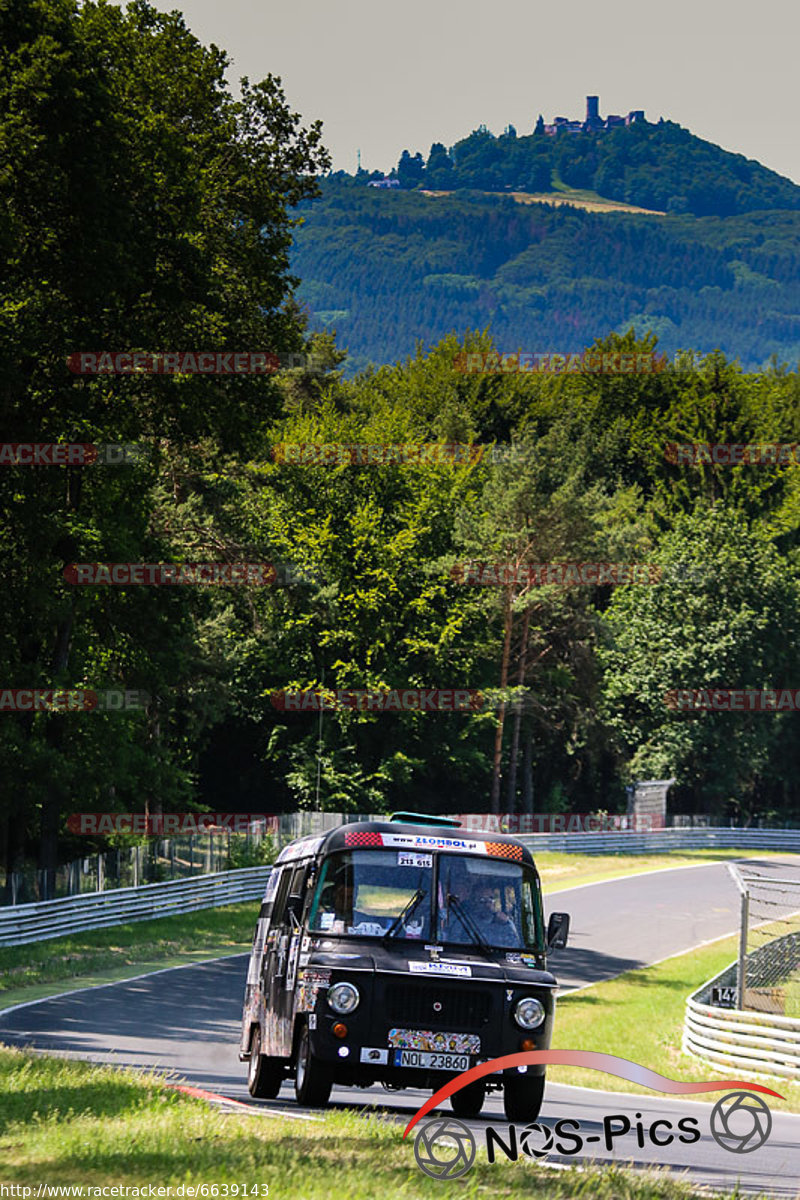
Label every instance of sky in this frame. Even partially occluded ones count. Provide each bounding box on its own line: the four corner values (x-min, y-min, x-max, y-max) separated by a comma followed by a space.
141, 0, 800, 184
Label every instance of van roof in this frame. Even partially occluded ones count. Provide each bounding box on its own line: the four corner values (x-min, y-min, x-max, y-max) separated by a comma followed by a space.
274, 817, 536, 867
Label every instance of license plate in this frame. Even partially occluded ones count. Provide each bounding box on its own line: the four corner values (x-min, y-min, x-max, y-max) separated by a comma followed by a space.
395, 1050, 470, 1071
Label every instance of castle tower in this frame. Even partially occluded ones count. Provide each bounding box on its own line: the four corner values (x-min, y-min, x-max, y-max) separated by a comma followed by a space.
586, 95, 600, 123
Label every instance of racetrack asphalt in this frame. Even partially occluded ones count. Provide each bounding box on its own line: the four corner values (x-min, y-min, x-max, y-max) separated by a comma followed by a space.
3, 856, 800, 1194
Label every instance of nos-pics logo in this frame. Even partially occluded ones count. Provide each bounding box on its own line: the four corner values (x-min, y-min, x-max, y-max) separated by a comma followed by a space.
405, 1051, 781, 1181
414, 1093, 773, 1180
414, 1118, 475, 1180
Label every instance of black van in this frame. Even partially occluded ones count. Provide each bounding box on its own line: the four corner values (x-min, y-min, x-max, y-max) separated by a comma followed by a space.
239, 812, 569, 1120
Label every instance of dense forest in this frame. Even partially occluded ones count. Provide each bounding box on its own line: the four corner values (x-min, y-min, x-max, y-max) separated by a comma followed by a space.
191, 332, 800, 835
293, 182, 800, 376
3, 0, 800, 885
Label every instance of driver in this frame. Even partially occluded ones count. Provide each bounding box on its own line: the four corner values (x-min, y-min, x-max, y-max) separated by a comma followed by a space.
332, 877, 385, 933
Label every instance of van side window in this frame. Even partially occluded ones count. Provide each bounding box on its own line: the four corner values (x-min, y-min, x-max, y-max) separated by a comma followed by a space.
270, 868, 293, 931
286, 863, 308, 925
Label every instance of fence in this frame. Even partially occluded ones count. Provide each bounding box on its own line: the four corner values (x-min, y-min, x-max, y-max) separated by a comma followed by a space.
682, 864, 800, 1080
0, 811, 368, 907
2, 832, 252, 907
6, 813, 800, 910
5, 820, 800, 949
0, 866, 271, 947
684, 953, 800, 1080
722, 863, 800, 1014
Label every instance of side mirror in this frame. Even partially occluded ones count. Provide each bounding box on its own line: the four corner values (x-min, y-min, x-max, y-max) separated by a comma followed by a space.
546, 911, 570, 950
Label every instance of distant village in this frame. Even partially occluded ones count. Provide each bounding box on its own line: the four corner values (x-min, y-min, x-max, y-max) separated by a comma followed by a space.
367, 97, 649, 187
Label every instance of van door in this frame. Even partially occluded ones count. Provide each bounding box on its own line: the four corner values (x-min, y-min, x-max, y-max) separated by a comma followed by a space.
263, 862, 307, 1057
261, 865, 291, 1055
240, 870, 277, 1056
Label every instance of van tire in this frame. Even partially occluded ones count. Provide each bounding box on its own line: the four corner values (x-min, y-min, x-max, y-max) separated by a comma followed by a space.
294, 1023, 333, 1107
247, 1026, 284, 1099
503, 1072, 545, 1123
450, 1079, 486, 1118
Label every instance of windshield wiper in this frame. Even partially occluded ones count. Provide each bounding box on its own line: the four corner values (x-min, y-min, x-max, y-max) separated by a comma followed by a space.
446, 894, 494, 960
383, 888, 426, 942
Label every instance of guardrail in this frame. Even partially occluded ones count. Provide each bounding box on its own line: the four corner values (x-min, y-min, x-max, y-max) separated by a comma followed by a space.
519, 828, 800, 854
2, 811, 371, 906
0, 866, 271, 947
5, 825, 800, 948
683, 952, 800, 1080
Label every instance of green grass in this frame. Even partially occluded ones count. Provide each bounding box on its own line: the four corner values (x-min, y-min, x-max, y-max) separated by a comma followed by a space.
1, 850, 790, 1011
552, 933, 800, 1113
0, 1045, 720, 1196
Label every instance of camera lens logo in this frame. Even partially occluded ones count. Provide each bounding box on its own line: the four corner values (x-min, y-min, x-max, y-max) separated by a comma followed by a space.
413, 1117, 476, 1179
710, 1092, 772, 1154
519, 1122, 554, 1158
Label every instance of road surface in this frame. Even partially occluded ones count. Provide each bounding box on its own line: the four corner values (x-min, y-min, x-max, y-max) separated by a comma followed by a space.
3, 856, 799, 1194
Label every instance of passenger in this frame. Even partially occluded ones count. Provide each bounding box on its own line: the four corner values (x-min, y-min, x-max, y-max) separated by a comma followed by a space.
449, 878, 519, 946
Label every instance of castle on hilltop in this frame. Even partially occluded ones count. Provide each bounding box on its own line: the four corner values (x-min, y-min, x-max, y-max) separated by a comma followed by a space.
542, 96, 646, 136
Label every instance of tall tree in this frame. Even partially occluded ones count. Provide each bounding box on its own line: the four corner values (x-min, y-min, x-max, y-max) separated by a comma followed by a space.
0, 0, 329, 890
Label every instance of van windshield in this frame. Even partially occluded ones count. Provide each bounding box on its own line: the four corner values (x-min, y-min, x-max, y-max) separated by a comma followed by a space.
307, 847, 544, 950
308, 849, 433, 939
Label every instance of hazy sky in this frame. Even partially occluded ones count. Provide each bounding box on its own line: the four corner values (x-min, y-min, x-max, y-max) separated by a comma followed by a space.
143, 0, 800, 184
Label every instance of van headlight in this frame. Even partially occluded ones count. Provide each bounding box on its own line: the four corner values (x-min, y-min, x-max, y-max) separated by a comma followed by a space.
328, 982, 360, 1015
514, 996, 546, 1029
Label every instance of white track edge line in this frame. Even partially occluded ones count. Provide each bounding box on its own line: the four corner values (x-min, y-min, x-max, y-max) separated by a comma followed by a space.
0, 952, 248, 1018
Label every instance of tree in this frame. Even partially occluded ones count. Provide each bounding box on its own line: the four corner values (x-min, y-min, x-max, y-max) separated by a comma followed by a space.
426, 142, 454, 189
397, 149, 425, 189
599, 508, 800, 821
0, 0, 329, 890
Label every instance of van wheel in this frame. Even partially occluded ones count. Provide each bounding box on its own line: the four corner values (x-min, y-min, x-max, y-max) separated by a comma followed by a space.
450, 1079, 486, 1118
247, 1027, 284, 1099
503, 1072, 545, 1123
295, 1023, 333, 1107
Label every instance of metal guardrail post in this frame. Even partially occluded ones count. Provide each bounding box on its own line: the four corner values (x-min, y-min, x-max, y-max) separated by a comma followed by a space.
738, 887, 749, 1010
728, 863, 749, 1010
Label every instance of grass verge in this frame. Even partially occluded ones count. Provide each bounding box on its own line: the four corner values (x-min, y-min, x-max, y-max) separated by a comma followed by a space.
0, 1045, 714, 1197
552, 933, 800, 1113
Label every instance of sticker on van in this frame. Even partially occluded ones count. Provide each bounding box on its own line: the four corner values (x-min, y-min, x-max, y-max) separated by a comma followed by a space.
409, 961, 472, 977
360, 1047, 389, 1064
398, 851, 433, 868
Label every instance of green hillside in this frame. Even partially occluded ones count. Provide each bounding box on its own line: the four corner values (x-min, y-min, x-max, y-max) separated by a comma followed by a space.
393, 118, 800, 217
291, 181, 800, 375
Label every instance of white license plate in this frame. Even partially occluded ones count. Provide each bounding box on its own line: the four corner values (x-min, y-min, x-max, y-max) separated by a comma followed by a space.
395, 1050, 470, 1071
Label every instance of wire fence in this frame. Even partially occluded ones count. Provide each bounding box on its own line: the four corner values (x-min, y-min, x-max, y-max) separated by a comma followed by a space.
0, 829, 270, 907
3, 811, 797, 908
0, 811, 367, 906
727, 863, 800, 1016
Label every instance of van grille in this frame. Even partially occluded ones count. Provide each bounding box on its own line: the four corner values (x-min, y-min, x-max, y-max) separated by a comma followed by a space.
386, 983, 493, 1030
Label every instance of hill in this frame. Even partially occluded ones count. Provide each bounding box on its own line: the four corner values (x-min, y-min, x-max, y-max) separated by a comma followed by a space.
389, 118, 800, 218
291, 179, 800, 375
